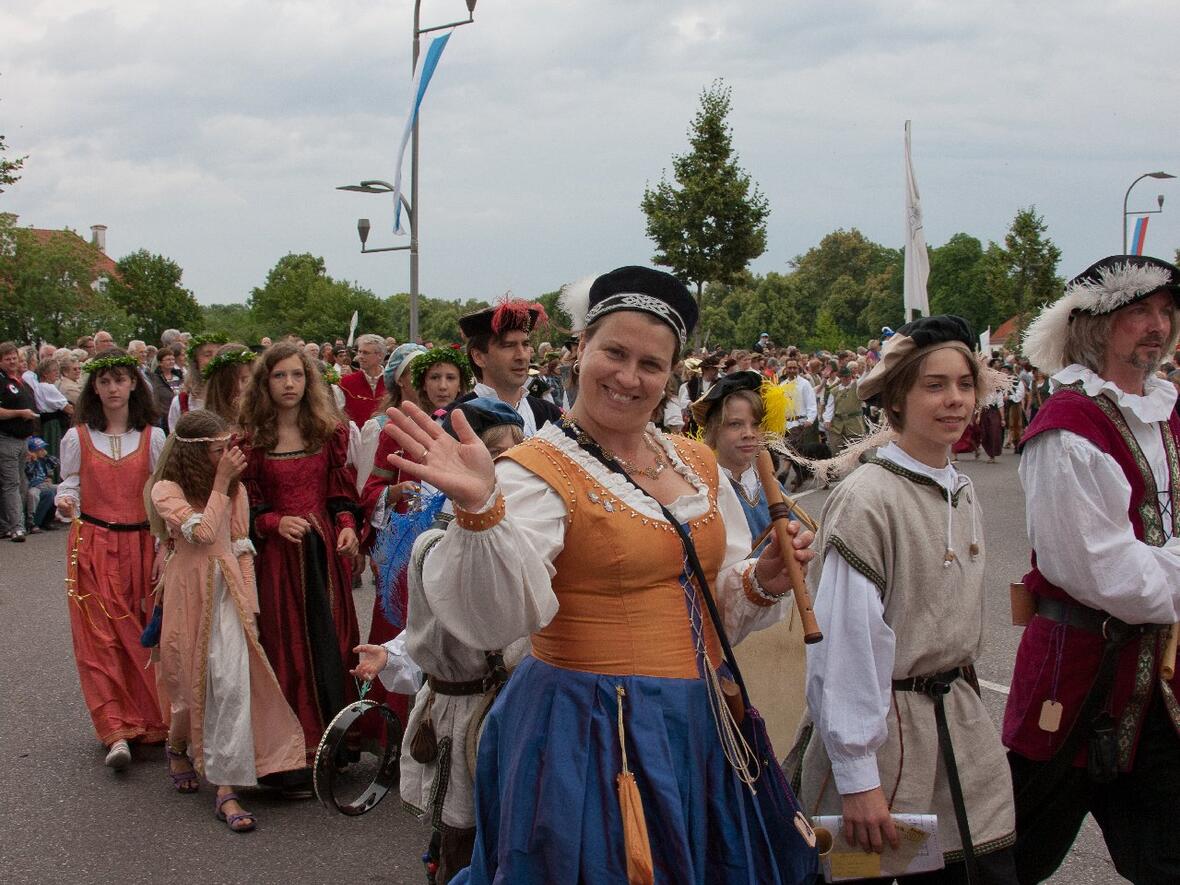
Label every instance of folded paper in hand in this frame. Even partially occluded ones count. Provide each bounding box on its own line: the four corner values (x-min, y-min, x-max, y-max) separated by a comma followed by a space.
814, 814, 943, 882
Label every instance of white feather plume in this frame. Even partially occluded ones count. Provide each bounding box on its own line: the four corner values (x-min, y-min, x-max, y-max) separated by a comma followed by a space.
1067, 262, 1171, 314
559, 274, 597, 333
1021, 291, 1082, 375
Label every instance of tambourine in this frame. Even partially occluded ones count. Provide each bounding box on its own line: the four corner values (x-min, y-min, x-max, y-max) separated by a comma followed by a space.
313, 686, 403, 816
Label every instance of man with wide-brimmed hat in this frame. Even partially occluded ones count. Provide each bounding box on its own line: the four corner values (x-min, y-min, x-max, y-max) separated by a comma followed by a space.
1004, 255, 1180, 883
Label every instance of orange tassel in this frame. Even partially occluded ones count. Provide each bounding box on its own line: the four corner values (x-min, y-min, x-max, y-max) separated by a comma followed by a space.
616, 686, 654, 885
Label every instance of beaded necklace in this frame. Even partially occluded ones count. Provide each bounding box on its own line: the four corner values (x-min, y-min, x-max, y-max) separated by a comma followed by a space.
561, 416, 668, 480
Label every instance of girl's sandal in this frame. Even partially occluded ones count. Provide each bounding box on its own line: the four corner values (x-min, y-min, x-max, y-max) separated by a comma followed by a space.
166, 744, 199, 794
215, 792, 256, 833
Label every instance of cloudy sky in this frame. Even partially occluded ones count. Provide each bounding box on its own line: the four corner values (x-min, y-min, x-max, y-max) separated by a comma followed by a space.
4, 0, 1179, 315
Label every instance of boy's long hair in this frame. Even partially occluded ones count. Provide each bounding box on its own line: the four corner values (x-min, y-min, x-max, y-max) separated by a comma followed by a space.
203, 343, 251, 427
75, 348, 159, 432
238, 342, 339, 452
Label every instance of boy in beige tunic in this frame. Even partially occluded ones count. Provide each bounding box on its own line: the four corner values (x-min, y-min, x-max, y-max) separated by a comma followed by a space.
798, 316, 1016, 884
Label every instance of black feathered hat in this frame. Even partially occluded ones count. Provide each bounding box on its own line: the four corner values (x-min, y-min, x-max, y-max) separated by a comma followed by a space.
458, 298, 549, 340
689, 370, 763, 427
1023, 255, 1180, 373
560, 266, 698, 346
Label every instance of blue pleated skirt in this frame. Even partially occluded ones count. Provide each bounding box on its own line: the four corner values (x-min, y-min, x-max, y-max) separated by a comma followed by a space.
451, 655, 815, 885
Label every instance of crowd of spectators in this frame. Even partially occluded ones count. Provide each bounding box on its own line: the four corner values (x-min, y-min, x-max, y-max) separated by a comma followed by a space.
10, 320, 1175, 544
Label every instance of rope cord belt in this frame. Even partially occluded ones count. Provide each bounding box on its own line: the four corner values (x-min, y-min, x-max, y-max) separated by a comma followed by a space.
893, 667, 979, 884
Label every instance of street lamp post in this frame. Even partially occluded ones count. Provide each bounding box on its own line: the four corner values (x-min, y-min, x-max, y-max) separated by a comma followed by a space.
1123, 171, 1175, 253
339, 1, 477, 344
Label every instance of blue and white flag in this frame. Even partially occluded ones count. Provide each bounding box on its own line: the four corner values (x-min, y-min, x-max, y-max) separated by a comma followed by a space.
392, 31, 453, 234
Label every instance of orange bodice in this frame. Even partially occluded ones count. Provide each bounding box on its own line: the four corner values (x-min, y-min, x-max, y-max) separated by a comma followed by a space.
504, 434, 727, 679
78, 425, 152, 523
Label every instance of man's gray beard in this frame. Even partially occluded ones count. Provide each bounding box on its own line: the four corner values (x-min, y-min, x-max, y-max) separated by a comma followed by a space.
1126, 349, 1163, 378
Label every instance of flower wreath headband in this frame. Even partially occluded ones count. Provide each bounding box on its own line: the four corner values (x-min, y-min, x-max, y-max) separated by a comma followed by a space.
410, 345, 473, 390
83, 354, 139, 374
200, 348, 256, 380
186, 332, 229, 360
172, 432, 234, 444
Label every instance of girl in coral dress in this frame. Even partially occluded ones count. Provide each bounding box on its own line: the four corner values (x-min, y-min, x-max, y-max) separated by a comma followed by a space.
54, 349, 168, 770
148, 409, 305, 831
237, 343, 362, 795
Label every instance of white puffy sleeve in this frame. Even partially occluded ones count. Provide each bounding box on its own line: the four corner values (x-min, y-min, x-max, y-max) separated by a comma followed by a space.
55, 428, 82, 509
149, 427, 165, 469
806, 547, 896, 795
419, 458, 565, 651
1021, 429, 1180, 624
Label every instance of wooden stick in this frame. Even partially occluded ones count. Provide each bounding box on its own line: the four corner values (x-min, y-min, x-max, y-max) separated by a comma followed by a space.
754, 449, 823, 644
748, 494, 818, 557
1162, 625, 1179, 681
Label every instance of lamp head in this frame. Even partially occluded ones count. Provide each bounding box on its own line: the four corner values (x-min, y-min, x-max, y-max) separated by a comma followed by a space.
466, 0, 477, 13
357, 218, 371, 246
1148, 171, 1176, 180
1160, 194, 1166, 209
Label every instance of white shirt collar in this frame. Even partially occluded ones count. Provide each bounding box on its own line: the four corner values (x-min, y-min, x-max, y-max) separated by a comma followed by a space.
474, 381, 525, 410
1051, 363, 1177, 425
877, 441, 964, 494
474, 381, 538, 437
722, 464, 760, 499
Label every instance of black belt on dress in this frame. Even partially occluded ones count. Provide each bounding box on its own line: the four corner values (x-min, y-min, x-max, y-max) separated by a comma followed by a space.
80, 512, 150, 532
893, 666, 980, 883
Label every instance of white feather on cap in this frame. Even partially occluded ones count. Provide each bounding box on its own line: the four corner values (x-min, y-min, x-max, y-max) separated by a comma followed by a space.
558, 274, 597, 333
1023, 261, 1174, 374
1022, 291, 1083, 375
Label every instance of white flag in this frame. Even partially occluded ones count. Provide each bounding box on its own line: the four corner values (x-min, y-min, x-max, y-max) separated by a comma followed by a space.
347, 311, 359, 347
903, 120, 930, 320
979, 327, 991, 353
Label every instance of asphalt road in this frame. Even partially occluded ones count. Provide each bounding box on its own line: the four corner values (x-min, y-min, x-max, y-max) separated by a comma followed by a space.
0, 451, 1121, 884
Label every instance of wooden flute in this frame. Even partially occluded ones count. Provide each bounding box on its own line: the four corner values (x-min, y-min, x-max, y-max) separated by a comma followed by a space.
754, 448, 823, 644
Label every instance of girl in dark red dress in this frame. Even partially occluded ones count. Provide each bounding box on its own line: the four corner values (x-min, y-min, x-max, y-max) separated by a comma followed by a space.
237, 343, 362, 792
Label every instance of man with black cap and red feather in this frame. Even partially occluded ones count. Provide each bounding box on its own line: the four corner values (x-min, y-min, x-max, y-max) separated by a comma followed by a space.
1004, 255, 1180, 884
455, 298, 561, 438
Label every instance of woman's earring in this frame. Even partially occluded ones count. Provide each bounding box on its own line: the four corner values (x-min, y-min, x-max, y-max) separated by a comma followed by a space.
572, 361, 580, 374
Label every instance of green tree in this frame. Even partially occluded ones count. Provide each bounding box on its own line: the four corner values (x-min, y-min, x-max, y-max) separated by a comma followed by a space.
0, 133, 25, 195
989, 207, 1062, 348
0, 216, 128, 343
640, 80, 769, 347
248, 253, 391, 342
928, 233, 991, 333
789, 229, 901, 341
202, 303, 266, 341
808, 307, 847, 352
107, 249, 203, 343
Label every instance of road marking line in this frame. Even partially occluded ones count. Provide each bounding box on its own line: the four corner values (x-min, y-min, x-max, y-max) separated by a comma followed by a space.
979, 678, 1010, 695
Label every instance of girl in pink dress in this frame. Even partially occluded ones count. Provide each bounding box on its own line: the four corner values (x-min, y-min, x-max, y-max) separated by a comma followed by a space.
148, 409, 305, 831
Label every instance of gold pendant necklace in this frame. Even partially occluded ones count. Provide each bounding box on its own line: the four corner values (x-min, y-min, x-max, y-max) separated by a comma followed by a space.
563, 417, 668, 480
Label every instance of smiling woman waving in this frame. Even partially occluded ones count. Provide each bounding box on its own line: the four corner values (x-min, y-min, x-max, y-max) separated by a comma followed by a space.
382, 266, 820, 884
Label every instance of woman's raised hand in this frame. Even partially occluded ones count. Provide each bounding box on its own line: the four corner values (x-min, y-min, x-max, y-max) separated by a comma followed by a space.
383, 401, 496, 511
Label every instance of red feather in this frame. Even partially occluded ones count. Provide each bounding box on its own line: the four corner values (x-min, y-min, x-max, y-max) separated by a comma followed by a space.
491, 299, 548, 336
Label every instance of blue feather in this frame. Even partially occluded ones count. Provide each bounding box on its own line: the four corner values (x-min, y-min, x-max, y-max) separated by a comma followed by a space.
372, 489, 446, 629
